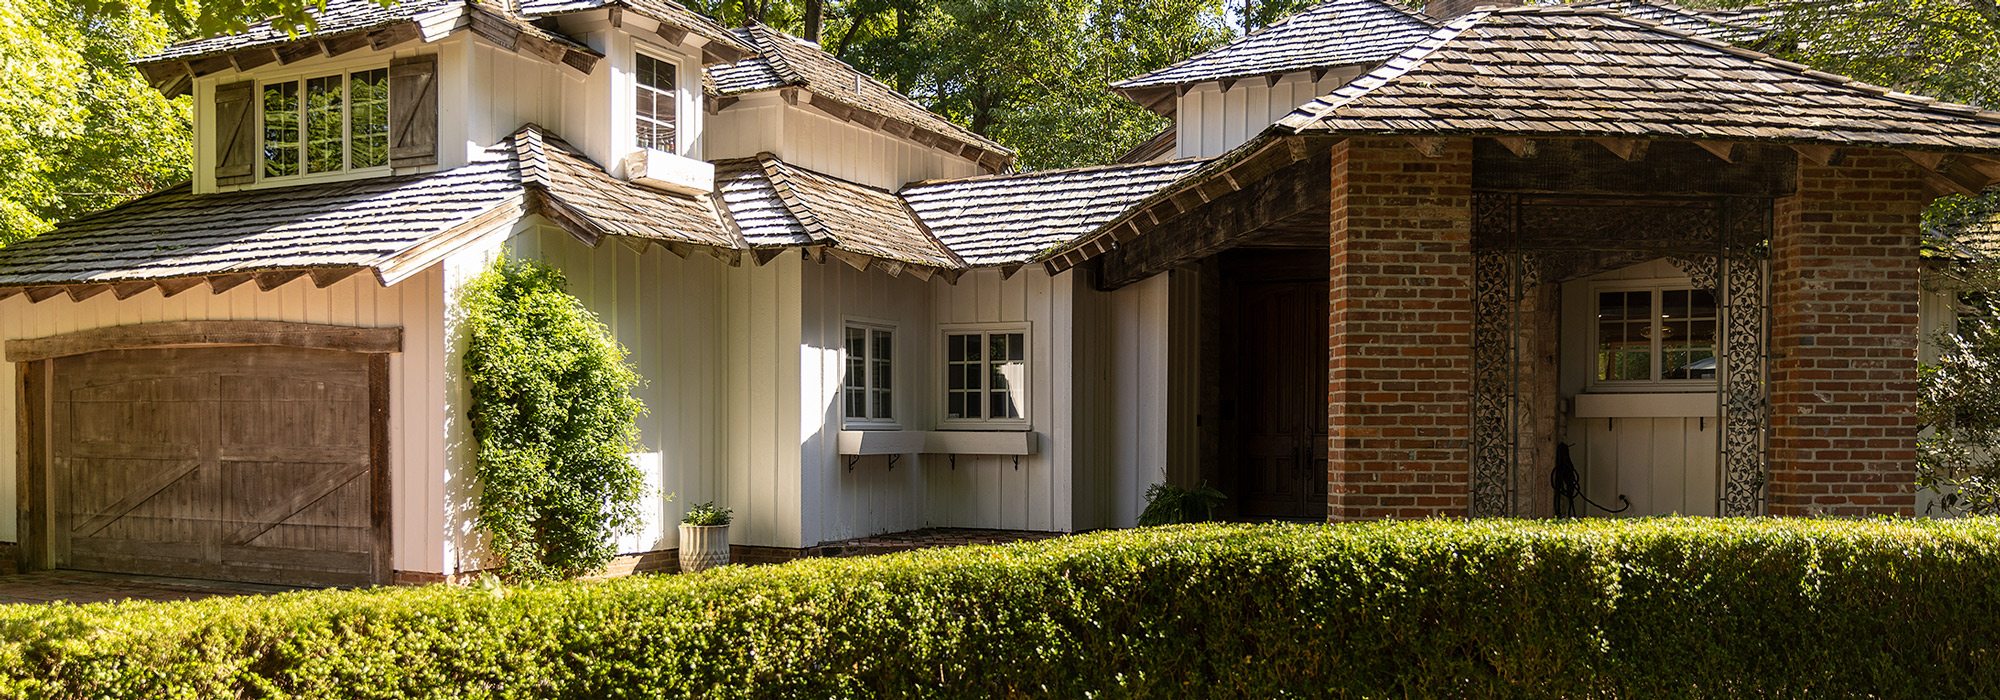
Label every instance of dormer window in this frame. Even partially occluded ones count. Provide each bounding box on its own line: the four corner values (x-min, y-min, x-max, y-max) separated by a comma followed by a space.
260, 68, 390, 178
634, 51, 677, 153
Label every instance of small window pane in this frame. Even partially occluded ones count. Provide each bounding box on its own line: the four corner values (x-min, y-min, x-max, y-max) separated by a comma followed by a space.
262, 81, 301, 177
844, 328, 866, 420
305, 75, 346, 174
634, 53, 677, 152
349, 68, 389, 168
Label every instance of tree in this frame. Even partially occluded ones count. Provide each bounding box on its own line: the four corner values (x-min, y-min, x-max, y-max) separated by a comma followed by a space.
0, 0, 189, 243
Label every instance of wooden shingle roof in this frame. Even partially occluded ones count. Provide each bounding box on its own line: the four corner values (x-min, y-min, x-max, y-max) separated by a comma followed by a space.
1113, 0, 1437, 92
1276, 6, 2000, 153
709, 25, 1014, 171
142, 0, 466, 63
515, 0, 754, 59
0, 151, 527, 293
901, 159, 1210, 266
514, 126, 742, 256
712, 154, 961, 273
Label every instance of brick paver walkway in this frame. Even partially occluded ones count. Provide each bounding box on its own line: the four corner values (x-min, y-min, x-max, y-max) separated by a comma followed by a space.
0, 571, 294, 605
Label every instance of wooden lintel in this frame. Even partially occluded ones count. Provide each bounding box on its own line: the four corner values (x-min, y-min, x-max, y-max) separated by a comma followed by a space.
254, 270, 306, 292
1694, 141, 1736, 163
66, 285, 110, 303
276, 41, 326, 64
310, 268, 361, 289
1593, 138, 1646, 161
111, 282, 156, 300
156, 278, 205, 297
7, 321, 404, 363
655, 23, 688, 45
1791, 144, 1841, 167
321, 33, 373, 57
1493, 136, 1537, 159
1407, 136, 1449, 159
24, 287, 64, 303
231, 48, 280, 71
208, 273, 255, 294
188, 55, 236, 77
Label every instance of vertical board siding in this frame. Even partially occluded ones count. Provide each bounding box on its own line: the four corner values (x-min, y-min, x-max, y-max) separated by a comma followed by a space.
0, 268, 449, 574
799, 261, 932, 545
1175, 70, 1360, 160
1069, 274, 1175, 529
707, 96, 983, 190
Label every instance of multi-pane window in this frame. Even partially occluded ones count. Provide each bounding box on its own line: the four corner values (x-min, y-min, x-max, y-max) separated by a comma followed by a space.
844, 325, 894, 425
943, 328, 1028, 425
262, 68, 390, 178
634, 52, 677, 153
1595, 286, 1718, 384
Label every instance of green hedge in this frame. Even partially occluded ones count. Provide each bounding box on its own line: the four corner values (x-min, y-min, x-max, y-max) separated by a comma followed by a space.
5, 518, 2000, 698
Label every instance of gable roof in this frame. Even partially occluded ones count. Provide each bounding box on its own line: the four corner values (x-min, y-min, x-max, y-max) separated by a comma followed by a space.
709, 24, 1014, 171
1572, 0, 1775, 43
1113, 0, 1436, 96
901, 159, 1209, 266
713, 154, 961, 272
513, 126, 741, 253
515, 0, 754, 58
1275, 5, 2000, 154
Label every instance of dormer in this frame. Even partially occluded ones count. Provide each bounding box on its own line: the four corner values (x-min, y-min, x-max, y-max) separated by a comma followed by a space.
1110, 0, 1437, 159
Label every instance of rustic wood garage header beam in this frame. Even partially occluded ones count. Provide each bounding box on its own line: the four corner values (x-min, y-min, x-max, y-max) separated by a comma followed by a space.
6, 321, 404, 362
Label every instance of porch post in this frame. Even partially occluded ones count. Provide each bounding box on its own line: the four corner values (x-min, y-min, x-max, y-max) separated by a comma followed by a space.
1767, 150, 1928, 516
1326, 137, 1476, 520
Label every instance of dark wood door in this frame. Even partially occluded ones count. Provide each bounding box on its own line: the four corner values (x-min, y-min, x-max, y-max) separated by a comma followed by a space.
51, 346, 384, 587
1221, 251, 1329, 522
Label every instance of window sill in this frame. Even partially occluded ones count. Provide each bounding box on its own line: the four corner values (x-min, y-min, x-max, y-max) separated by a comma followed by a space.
836, 430, 1038, 456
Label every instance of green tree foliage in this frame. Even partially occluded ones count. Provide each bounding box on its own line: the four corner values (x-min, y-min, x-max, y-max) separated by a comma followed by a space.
460, 257, 648, 581
0, 0, 189, 242
1918, 279, 2000, 514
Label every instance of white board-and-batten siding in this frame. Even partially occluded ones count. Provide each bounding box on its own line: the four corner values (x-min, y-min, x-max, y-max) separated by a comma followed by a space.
0, 268, 451, 574
1175, 69, 1361, 160
706, 94, 983, 191
1070, 272, 1184, 530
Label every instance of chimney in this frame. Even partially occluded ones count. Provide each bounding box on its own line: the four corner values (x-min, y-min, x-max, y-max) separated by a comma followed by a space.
1423, 0, 1524, 20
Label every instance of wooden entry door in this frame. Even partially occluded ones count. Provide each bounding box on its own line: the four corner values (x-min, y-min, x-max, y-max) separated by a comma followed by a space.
49, 346, 386, 587
1220, 251, 1330, 522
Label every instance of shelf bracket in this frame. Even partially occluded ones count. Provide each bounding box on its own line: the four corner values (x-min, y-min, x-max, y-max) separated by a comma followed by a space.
846, 455, 859, 472
887, 454, 900, 470
1013, 455, 1021, 471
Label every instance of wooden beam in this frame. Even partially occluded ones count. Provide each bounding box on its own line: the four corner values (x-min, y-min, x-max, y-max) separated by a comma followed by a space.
655, 22, 688, 45
65, 285, 109, 303
188, 55, 236, 77
231, 48, 279, 71
1964, 155, 2000, 183
1790, 144, 1840, 167
1098, 151, 1331, 290
1694, 141, 1737, 163
254, 270, 306, 292
1903, 151, 1948, 171
111, 282, 155, 300
275, 41, 325, 64
156, 278, 205, 298
369, 22, 422, 50
1493, 136, 1537, 158
310, 267, 362, 289
1593, 138, 1647, 161
321, 33, 373, 57
6, 321, 403, 362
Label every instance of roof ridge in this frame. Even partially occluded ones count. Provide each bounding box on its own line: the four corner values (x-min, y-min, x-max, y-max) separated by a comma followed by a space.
756, 154, 836, 246
1112, 0, 1434, 89
901, 157, 1213, 191
741, 24, 806, 86
1276, 8, 1489, 131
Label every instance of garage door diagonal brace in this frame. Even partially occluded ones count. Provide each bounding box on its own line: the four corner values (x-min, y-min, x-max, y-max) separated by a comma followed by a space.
220, 464, 369, 547
69, 461, 202, 538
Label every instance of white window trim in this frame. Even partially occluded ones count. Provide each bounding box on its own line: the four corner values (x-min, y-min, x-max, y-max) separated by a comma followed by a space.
1586, 278, 1720, 392
936, 322, 1032, 431
252, 58, 396, 186
842, 319, 900, 430
630, 42, 696, 157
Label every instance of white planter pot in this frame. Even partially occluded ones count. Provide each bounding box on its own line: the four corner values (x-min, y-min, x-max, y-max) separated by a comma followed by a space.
678, 523, 731, 573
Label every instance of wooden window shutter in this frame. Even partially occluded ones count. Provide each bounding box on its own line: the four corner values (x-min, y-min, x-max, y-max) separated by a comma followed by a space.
389, 54, 439, 168
214, 81, 257, 185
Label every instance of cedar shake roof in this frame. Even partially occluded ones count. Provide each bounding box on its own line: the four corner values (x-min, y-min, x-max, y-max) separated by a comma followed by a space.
712, 154, 961, 271
1113, 0, 1437, 92
1275, 6, 2000, 154
514, 0, 754, 56
0, 152, 525, 289
1572, 0, 1774, 43
709, 25, 1014, 169
901, 159, 1210, 266
513, 126, 741, 251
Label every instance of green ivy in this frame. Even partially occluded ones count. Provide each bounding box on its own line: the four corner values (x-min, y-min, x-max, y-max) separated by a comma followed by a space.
460, 256, 647, 581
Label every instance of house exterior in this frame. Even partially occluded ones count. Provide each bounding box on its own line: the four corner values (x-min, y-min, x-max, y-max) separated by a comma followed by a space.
0, 0, 1994, 587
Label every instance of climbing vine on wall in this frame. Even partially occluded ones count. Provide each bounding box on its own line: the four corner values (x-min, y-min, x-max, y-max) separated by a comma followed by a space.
461, 256, 647, 581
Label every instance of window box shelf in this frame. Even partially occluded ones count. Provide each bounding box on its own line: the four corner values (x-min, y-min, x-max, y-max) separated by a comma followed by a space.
836, 431, 1038, 457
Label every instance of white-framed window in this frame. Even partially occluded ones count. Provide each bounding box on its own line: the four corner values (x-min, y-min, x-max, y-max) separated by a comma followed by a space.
633, 49, 678, 154
261, 68, 390, 178
939, 324, 1029, 429
1592, 282, 1718, 387
844, 322, 896, 427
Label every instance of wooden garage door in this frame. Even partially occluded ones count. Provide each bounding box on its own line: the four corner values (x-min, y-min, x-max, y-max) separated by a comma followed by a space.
50, 346, 385, 587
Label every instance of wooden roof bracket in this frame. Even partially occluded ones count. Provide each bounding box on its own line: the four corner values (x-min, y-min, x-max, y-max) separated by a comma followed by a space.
1493, 136, 1538, 158
1593, 138, 1647, 161
1694, 141, 1737, 163
1790, 144, 1842, 167
1407, 136, 1449, 158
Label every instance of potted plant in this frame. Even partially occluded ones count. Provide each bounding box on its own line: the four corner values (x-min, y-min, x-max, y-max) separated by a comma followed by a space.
678, 501, 734, 573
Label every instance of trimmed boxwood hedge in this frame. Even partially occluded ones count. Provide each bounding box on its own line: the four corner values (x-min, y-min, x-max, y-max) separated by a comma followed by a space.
4, 518, 2000, 698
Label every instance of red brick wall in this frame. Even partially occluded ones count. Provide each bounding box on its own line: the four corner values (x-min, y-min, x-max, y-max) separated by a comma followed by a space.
1326, 137, 1475, 520
1768, 150, 1928, 516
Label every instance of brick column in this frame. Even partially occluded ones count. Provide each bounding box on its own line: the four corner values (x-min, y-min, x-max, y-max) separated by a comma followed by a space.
1327, 137, 1475, 520
1768, 150, 1928, 516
